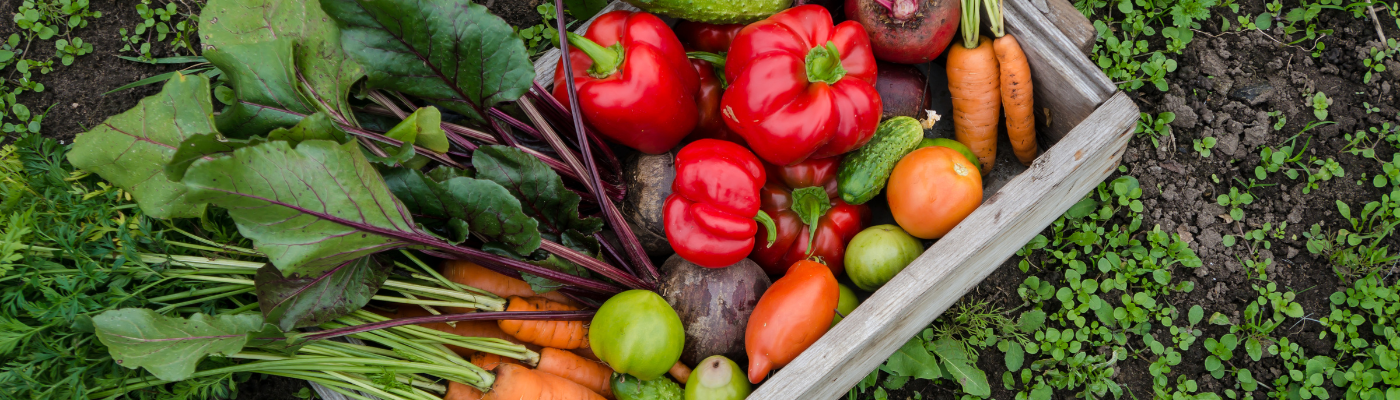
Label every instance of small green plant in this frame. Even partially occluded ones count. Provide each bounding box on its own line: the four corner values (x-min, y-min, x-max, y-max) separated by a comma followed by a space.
1216, 187, 1254, 222
1312, 92, 1331, 121
1269, 110, 1286, 131
118, 0, 199, 61
1304, 198, 1400, 280
1135, 112, 1176, 148
0, 0, 101, 134
1362, 39, 1397, 83
517, 4, 566, 59
1194, 136, 1217, 158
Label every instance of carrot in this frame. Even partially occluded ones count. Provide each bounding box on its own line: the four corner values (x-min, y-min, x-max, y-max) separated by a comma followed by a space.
441, 260, 581, 309
483, 364, 607, 400
537, 348, 615, 399
668, 362, 692, 384
390, 305, 535, 357
947, 35, 1001, 173
472, 351, 525, 371
570, 346, 602, 362
445, 381, 486, 400
498, 296, 590, 349
994, 34, 1037, 166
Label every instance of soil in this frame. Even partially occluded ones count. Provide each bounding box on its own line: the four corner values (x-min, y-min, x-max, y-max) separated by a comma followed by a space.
881, 3, 1400, 399
17, 0, 1400, 399
0, 0, 192, 143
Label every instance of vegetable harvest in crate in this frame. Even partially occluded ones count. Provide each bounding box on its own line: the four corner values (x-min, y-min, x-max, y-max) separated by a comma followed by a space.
29, 0, 1043, 397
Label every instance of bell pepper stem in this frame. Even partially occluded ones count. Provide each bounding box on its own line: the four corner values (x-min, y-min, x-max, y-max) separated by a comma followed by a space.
805, 41, 847, 85
686, 51, 727, 68
755, 210, 778, 248
565, 32, 623, 78
688, 51, 729, 89
789, 187, 833, 256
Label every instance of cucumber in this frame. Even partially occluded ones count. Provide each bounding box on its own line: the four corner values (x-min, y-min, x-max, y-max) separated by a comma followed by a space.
838, 116, 925, 205
622, 0, 790, 24
919, 137, 983, 173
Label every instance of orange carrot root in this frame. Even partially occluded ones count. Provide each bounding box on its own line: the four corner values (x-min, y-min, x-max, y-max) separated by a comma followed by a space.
472, 352, 525, 371
994, 34, 1037, 166
537, 347, 616, 399
440, 261, 580, 310
445, 381, 487, 400
498, 296, 590, 349
947, 36, 1001, 174
669, 361, 692, 384
483, 364, 607, 400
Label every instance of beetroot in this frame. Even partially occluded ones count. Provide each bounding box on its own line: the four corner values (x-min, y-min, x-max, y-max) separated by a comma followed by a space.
845, 0, 960, 64
874, 61, 930, 119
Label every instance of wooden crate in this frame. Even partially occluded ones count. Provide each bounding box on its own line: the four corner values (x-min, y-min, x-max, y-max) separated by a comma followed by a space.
533, 1, 1137, 399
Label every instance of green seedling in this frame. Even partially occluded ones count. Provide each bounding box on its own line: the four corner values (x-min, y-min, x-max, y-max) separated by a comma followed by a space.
1194, 137, 1217, 158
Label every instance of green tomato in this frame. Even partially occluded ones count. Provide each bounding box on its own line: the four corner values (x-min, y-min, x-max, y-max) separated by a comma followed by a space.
685, 355, 751, 400
844, 225, 924, 291
614, 373, 683, 400
591, 290, 685, 380
831, 283, 859, 327
918, 137, 982, 172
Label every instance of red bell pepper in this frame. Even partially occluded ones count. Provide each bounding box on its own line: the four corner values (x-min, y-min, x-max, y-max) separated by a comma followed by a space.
664, 139, 776, 268
750, 155, 870, 276
720, 5, 883, 166
675, 21, 747, 145
674, 20, 744, 53
552, 11, 699, 154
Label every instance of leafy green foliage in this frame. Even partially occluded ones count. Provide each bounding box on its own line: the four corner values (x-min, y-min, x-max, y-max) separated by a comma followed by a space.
184, 139, 418, 276
1, 0, 102, 134
0, 135, 255, 399
67, 73, 217, 219
321, 0, 535, 122
382, 167, 542, 252
1135, 111, 1176, 148
1312, 92, 1331, 121
1194, 136, 1217, 158
93, 309, 269, 381
200, 0, 365, 138
1304, 198, 1400, 281
253, 256, 391, 331
1079, 0, 1220, 91
118, 0, 198, 61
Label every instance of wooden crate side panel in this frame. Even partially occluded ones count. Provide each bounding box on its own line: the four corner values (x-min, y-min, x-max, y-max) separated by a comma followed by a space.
750, 92, 1138, 399
1004, 0, 1117, 144
1027, 0, 1097, 55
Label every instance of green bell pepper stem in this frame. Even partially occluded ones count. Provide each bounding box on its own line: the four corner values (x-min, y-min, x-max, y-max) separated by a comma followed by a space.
755, 210, 778, 248
566, 32, 624, 78
805, 41, 847, 85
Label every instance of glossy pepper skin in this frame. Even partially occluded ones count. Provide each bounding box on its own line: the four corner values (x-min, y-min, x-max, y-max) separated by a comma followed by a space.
745, 259, 838, 383
750, 156, 870, 277
677, 21, 747, 145
663, 139, 767, 268
721, 5, 883, 166
552, 11, 700, 154
675, 20, 745, 53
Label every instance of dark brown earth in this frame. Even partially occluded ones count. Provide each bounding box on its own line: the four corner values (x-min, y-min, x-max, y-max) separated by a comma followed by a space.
883, 2, 1400, 398
0, 0, 190, 142
16, 0, 1400, 399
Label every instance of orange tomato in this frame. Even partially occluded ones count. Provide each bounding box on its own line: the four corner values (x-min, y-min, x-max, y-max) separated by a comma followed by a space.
744, 260, 838, 384
886, 146, 983, 239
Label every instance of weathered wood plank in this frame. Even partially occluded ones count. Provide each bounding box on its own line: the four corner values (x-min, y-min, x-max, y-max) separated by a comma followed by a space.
750, 92, 1138, 399
1033, 0, 1097, 55
1005, 0, 1117, 145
